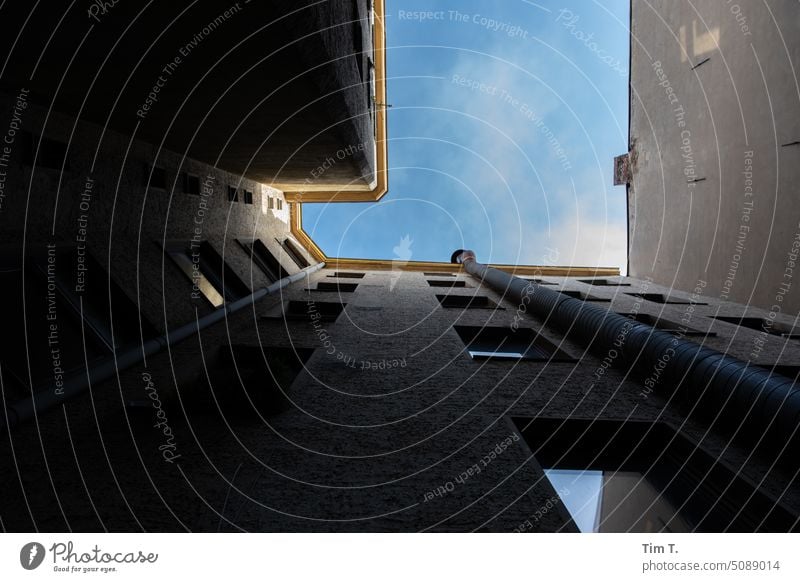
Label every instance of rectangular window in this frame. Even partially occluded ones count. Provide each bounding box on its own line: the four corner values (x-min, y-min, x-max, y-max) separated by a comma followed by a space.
227, 186, 239, 202
166, 241, 250, 307
327, 272, 365, 279
619, 312, 716, 337
712, 316, 796, 337
513, 417, 798, 532
277, 199, 283, 210
560, 290, 610, 302
627, 292, 706, 305
268, 197, 275, 209
437, 295, 500, 309
146, 165, 167, 190
428, 280, 467, 288
311, 282, 358, 293
424, 272, 456, 277
236, 239, 288, 283
20, 131, 70, 170
578, 279, 631, 286
524, 278, 557, 285
243, 190, 253, 205
283, 300, 346, 322
454, 326, 573, 362
182, 172, 201, 195
280, 237, 311, 268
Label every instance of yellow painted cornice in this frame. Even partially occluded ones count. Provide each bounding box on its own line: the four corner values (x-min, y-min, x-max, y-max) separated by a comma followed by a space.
289, 203, 621, 277
283, 0, 388, 204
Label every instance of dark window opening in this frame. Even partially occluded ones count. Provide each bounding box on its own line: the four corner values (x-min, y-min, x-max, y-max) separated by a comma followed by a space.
311, 282, 358, 293
513, 417, 798, 532
146, 165, 167, 190
237, 239, 288, 283
712, 316, 796, 338
756, 364, 800, 382
619, 313, 716, 337
579, 279, 631, 286
167, 241, 250, 307
227, 186, 239, 202
243, 190, 253, 205
627, 293, 706, 305
437, 295, 500, 309
524, 278, 557, 285
20, 131, 70, 170
280, 238, 310, 268
428, 280, 466, 288
424, 272, 456, 277
327, 272, 365, 279
182, 172, 200, 195
560, 290, 610, 302
454, 325, 573, 362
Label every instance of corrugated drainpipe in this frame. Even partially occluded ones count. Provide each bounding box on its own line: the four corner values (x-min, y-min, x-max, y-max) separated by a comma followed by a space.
451, 249, 800, 455
2, 261, 325, 430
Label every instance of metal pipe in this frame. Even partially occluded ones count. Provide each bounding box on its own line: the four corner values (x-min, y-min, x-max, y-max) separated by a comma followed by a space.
452, 249, 800, 453
2, 261, 325, 429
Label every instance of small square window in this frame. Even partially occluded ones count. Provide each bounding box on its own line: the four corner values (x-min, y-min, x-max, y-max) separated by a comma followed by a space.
437, 295, 500, 309
428, 280, 466, 288
146, 165, 167, 190
20, 131, 70, 170
182, 172, 200, 195
227, 186, 239, 202
454, 325, 573, 362
244, 190, 253, 205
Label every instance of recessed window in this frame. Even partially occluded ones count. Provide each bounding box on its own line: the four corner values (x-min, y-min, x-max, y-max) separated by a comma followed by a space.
243, 190, 253, 205
712, 316, 796, 337
428, 280, 466, 288
280, 237, 310, 268
181, 172, 201, 195
454, 326, 573, 361
283, 300, 345, 322
166, 241, 250, 307
145, 165, 167, 190
268, 197, 275, 209
310, 282, 358, 293
619, 312, 716, 337
277, 199, 283, 210
559, 290, 610, 302
327, 272, 365, 279
424, 272, 456, 277
758, 365, 800, 382
20, 131, 70, 170
627, 292, 706, 305
579, 279, 631, 287
513, 417, 798, 532
437, 295, 500, 309
227, 186, 239, 202
524, 278, 556, 285
237, 239, 288, 283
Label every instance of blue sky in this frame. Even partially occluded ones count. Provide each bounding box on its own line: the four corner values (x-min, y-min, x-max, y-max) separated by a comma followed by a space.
303, 0, 630, 270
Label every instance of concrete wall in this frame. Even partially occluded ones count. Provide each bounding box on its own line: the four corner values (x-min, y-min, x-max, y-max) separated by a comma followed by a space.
2, 269, 797, 531
628, 0, 800, 315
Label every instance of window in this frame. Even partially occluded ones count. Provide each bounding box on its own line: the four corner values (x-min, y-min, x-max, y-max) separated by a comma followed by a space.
559, 290, 610, 302
758, 365, 800, 382
277, 199, 283, 210
437, 294, 500, 309
310, 282, 358, 293
280, 237, 310, 268
579, 279, 631, 287
237, 239, 288, 283
428, 280, 466, 288
619, 312, 716, 337
20, 131, 70, 170
243, 190, 253, 205
181, 172, 200, 195
626, 293, 706, 305
283, 300, 346, 322
512, 417, 798, 532
0, 247, 156, 400
227, 186, 239, 202
712, 316, 797, 338
454, 326, 573, 361
327, 272, 365, 279
146, 165, 167, 190
268, 196, 275, 209
524, 278, 556, 285
424, 272, 456, 277
166, 241, 250, 307
198, 345, 315, 418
